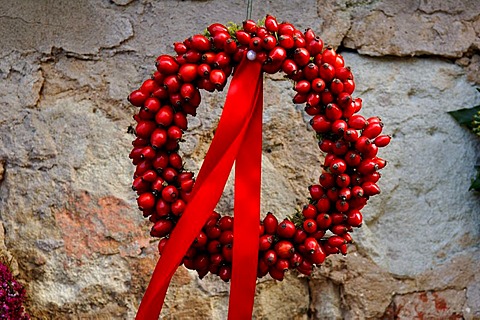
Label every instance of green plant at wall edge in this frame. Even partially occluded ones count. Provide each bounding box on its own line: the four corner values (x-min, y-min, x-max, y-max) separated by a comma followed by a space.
448, 88, 480, 191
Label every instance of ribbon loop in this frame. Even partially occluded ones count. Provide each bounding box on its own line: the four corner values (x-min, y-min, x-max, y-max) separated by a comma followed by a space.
136, 58, 264, 320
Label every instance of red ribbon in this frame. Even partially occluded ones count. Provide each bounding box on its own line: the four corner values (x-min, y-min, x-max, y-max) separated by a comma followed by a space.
136, 58, 263, 320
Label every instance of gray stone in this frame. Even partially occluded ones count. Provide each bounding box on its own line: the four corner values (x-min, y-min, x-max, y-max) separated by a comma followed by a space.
0, 0, 133, 55
341, 52, 480, 276
317, 0, 480, 57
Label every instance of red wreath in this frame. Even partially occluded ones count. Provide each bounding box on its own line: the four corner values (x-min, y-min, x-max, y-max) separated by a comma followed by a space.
128, 15, 390, 319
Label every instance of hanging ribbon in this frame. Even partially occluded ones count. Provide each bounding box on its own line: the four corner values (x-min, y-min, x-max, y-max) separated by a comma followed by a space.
136, 57, 264, 320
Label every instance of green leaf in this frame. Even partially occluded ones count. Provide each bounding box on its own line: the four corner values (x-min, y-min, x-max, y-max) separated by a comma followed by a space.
469, 167, 480, 191
469, 175, 480, 191
448, 105, 480, 130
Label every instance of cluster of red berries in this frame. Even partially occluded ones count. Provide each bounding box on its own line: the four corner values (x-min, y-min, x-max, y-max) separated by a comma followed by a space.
128, 15, 389, 282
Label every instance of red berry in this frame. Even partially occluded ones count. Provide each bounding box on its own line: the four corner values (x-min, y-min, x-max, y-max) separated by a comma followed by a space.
302, 204, 318, 219
338, 187, 352, 201
303, 219, 317, 234
344, 128, 360, 142
150, 219, 174, 238
297, 260, 313, 276
306, 92, 321, 108
150, 128, 168, 149
209, 69, 227, 89
161, 185, 178, 202
171, 199, 186, 216
319, 63, 335, 82
236, 30, 251, 46
335, 199, 349, 212
308, 184, 325, 200
326, 187, 339, 202
263, 249, 277, 266
137, 192, 156, 210
208, 23, 228, 36
355, 136, 371, 153
282, 59, 298, 76
274, 258, 290, 272
331, 119, 348, 135
319, 172, 335, 189
330, 78, 344, 95
362, 122, 383, 139
278, 22, 295, 36
294, 80, 311, 94
303, 237, 319, 254
343, 79, 355, 94
259, 234, 274, 251
315, 196, 331, 213
265, 15, 279, 32
331, 224, 348, 235
293, 48, 310, 67
325, 103, 343, 121
374, 134, 391, 147
274, 240, 295, 259
167, 125, 183, 141
328, 235, 346, 247
293, 229, 308, 244
180, 179, 194, 192
268, 46, 287, 64
263, 212, 278, 234
311, 78, 326, 93
310, 246, 326, 264
156, 55, 179, 75
219, 265, 231, 282
321, 89, 334, 105
262, 34, 277, 50
357, 159, 379, 175
141, 169, 157, 182
173, 112, 188, 130
277, 219, 296, 238
318, 139, 334, 153
321, 47, 337, 65
190, 34, 211, 52
303, 63, 319, 81
290, 252, 304, 268
243, 19, 258, 33
352, 185, 364, 198
213, 32, 231, 50
154, 197, 170, 217
347, 209, 363, 227
213, 52, 231, 69
362, 181, 381, 196
218, 216, 234, 231
329, 158, 347, 174
336, 174, 351, 188
332, 140, 349, 156
269, 267, 285, 281
135, 121, 157, 139
155, 105, 174, 126
331, 213, 347, 225
306, 38, 323, 56
335, 66, 352, 81
310, 115, 331, 133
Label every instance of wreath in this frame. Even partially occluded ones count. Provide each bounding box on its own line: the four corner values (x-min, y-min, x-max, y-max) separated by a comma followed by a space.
128, 15, 389, 319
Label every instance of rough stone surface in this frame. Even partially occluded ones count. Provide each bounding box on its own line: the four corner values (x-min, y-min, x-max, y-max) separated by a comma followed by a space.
317, 0, 480, 58
0, 0, 479, 319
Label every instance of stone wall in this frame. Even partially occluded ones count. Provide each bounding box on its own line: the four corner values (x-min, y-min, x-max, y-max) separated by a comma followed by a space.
0, 0, 479, 319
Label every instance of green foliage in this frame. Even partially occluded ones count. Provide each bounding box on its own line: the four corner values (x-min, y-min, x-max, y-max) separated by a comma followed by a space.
448, 89, 480, 191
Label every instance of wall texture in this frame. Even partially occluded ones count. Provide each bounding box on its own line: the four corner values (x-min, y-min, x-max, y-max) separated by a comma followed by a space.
0, 0, 479, 319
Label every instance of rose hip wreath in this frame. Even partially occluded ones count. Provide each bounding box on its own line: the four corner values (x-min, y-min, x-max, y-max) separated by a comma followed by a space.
128, 15, 389, 282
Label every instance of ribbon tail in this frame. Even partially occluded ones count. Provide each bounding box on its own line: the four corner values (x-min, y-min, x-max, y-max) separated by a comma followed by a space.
136, 59, 263, 320
228, 76, 263, 320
